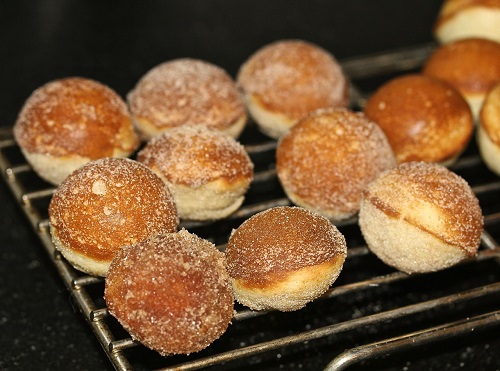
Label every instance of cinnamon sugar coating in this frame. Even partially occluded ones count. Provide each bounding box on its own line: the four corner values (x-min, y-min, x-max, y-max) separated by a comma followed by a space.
226, 206, 347, 311
359, 162, 483, 273
105, 230, 234, 355
277, 107, 396, 222
137, 125, 253, 187
13, 77, 140, 185
48, 157, 178, 276
128, 58, 247, 140
237, 39, 349, 138
14, 77, 139, 158
137, 125, 254, 220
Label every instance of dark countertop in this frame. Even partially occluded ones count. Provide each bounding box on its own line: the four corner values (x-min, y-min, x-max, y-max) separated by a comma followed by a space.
1, 1, 499, 370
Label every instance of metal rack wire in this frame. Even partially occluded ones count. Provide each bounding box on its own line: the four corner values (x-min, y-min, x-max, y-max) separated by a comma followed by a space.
1, 43, 499, 371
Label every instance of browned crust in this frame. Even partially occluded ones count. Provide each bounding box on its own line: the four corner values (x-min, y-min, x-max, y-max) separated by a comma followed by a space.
237, 39, 349, 121
105, 230, 234, 355
49, 158, 178, 262
363, 74, 473, 163
233, 255, 346, 291
13, 77, 139, 158
423, 38, 500, 96
225, 206, 347, 287
363, 162, 483, 256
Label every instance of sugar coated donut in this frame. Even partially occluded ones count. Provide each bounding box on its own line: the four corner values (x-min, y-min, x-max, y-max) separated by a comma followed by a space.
237, 39, 349, 139
104, 229, 234, 355
13, 77, 140, 185
48, 157, 179, 277
225, 206, 347, 312
276, 107, 396, 222
359, 162, 483, 274
127, 58, 247, 141
363, 74, 474, 165
478, 82, 500, 175
422, 38, 500, 120
137, 125, 254, 221
434, 0, 500, 44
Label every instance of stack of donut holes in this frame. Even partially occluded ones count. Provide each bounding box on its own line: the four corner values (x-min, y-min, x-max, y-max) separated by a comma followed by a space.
13, 9, 493, 357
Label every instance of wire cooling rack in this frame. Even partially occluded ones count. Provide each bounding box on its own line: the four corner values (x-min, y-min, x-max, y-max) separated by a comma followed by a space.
1, 43, 500, 370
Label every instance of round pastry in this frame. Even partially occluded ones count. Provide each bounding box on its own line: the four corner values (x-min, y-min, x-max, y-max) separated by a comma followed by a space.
13, 77, 140, 185
477, 82, 500, 175
363, 74, 474, 165
276, 107, 396, 222
225, 206, 347, 312
127, 58, 247, 141
358, 162, 483, 274
104, 229, 234, 355
137, 125, 254, 221
48, 157, 179, 277
422, 38, 500, 120
434, 0, 500, 44
237, 39, 349, 139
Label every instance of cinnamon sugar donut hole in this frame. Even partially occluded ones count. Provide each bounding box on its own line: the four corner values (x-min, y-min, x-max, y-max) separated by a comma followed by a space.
363, 74, 474, 165
48, 157, 179, 277
359, 162, 483, 274
237, 39, 349, 139
225, 206, 347, 312
434, 0, 500, 44
276, 108, 396, 222
105, 229, 234, 356
137, 125, 254, 221
127, 58, 247, 141
422, 38, 500, 120
13, 77, 140, 185
478, 82, 500, 175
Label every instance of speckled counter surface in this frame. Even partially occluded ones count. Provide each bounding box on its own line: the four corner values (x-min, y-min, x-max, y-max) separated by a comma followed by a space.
1, 1, 499, 370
